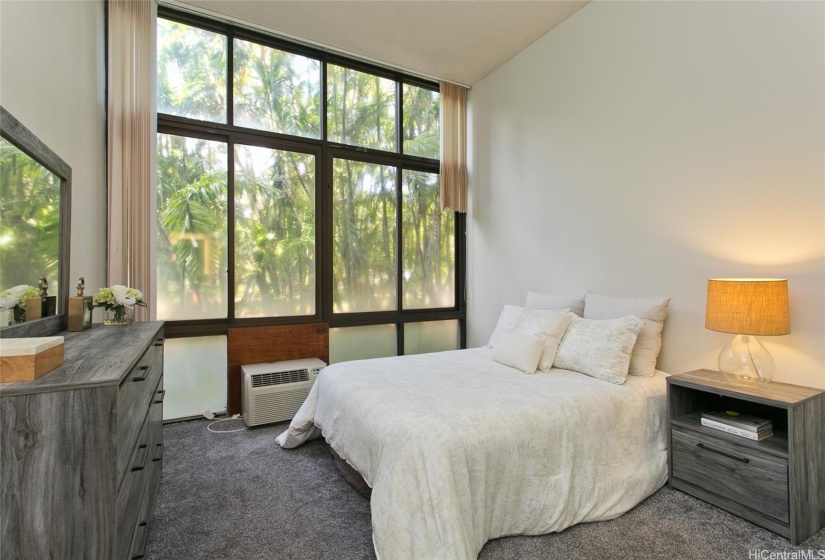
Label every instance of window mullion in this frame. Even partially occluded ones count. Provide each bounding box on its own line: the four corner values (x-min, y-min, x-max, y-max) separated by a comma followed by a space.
227, 30, 234, 127
227, 139, 236, 322
396, 80, 403, 154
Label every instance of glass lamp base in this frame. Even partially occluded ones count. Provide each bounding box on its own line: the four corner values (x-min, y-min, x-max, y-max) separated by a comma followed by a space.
718, 334, 774, 383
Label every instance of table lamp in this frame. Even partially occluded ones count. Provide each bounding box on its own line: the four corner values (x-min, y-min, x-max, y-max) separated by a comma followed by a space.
705, 278, 790, 383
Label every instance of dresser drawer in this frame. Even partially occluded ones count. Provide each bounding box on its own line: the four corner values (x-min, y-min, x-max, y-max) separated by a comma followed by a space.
671, 427, 788, 522
116, 406, 153, 560
127, 380, 163, 560
149, 375, 164, 469
129, 454, 163, 560
117, 342, 163, 484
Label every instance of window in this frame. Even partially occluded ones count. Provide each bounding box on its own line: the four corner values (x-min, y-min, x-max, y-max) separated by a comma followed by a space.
157, 19, 226, 123
402, 84, 440, 159
332, 159, 397, 313
234, 144, 316, 317
233, 39, 321, 138
156, 8, 464, 358
402, 170, 454, 309
327, 64, 396, 152
156, 133, 228, 320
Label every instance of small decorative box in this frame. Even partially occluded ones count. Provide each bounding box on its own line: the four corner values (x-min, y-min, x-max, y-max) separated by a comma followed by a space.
0, 337, 64, 382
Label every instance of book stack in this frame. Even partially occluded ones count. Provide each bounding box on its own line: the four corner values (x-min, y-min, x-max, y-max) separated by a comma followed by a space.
700, 410, 773, 441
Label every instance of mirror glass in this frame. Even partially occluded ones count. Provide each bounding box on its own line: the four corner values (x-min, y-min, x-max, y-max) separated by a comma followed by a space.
0, 137, 62, 308
0, 106, 71, 335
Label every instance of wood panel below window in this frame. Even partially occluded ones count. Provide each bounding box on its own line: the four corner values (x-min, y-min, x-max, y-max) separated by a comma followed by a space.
227, 323, 329, 415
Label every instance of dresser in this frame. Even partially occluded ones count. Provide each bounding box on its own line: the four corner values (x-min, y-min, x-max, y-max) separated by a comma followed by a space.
668, 369, 825, 545
0, 322, 165, 559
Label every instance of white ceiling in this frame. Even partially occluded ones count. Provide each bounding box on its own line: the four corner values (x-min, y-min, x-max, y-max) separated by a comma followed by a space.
174, 0, 589, 86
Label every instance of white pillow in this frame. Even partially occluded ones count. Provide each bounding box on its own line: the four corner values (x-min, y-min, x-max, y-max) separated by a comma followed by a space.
491, 330, 547, 374
554, 315, 645, 384
525, 291, 586, 317
512, 308, 574, 371
487, 305, 524, 347
583, 293, 671, 377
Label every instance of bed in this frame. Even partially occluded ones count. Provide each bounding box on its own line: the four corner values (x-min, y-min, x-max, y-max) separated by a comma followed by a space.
276, 346, 668, 560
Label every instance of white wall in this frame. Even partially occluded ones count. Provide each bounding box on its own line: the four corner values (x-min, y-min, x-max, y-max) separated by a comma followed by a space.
468, 1, 825, 388
1, 0, 107, 302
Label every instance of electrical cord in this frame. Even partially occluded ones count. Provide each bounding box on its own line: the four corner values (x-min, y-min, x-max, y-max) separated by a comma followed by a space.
206, 414, 247, 433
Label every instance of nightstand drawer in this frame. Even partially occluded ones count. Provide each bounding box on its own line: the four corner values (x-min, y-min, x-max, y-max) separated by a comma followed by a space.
671, 427, 788, 523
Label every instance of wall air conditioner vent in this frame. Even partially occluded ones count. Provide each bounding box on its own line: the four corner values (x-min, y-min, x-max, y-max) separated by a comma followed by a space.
251, 369, 309, 388
241, 358, 326, 427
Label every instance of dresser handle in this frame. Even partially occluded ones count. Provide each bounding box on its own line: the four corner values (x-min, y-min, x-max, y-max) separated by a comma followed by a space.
152, 443, 163, 462
154, 389, 166, 404
131, 521, 149, 559
132, 365, 150, 382
154, 338, 165, 347
696, 442, 750, 463
131, 444, 149, 472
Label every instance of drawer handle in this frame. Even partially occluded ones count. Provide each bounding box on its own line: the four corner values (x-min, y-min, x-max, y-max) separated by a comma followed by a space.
154, 338, 165, 347
152, 443, 163, 462
154, 389, 166, 404
131, 521, 149, 559
132, 365, 150, 383
696, 442, 750, 463
132, 444, 149, 472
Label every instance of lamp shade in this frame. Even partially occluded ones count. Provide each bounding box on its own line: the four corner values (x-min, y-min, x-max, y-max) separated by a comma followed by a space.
705, 279, 790, 336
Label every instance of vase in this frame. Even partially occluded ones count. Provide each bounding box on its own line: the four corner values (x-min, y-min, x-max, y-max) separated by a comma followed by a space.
13, 306, 26, 324
104, 306, 133, 325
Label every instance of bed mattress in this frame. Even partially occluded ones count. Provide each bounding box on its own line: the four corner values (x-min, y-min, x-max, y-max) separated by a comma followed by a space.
277, 347, 668, 560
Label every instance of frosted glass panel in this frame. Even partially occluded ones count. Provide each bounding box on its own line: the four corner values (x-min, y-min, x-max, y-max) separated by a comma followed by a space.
157, 133, 228, 320
404, 320, 459, 355
330, 324, 397, 364
164, 336, 227, 420
402, 170, 455, 309
332, 159, 397, 313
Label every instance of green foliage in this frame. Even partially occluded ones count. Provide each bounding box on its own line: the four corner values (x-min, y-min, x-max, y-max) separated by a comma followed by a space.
234, 39, 321, 139
403, 84, 440, 159
327, 65, 396, 152
157, 19, 226, 122
0, 138, 61, 294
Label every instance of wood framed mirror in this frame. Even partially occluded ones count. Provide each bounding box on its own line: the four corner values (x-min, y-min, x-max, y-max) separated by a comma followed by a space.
0, 105, 71, 338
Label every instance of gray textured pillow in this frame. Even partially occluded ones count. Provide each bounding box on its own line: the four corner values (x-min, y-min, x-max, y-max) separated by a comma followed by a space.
525, 291, 586, 317
554, 315, 645, 384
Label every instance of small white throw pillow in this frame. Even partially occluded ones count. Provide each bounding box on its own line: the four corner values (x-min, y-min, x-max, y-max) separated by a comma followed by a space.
487, 305, 525, 347
583, 293, 671, 377
554, 315, 645, 384
513, 308, 574, 371
492, 330, 547, 374
526, 291, 586, 317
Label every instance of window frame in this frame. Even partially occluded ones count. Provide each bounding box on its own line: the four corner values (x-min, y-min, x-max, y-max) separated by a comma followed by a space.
157, 7, 466, 354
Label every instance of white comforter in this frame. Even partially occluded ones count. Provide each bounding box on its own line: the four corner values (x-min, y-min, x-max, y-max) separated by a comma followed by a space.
276, 348, 668, 560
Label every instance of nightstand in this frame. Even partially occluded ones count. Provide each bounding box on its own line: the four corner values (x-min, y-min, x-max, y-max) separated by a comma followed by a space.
667, 369, 825, 545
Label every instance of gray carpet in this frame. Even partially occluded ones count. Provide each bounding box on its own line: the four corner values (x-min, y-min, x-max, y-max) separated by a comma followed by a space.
146, 419, 825, 560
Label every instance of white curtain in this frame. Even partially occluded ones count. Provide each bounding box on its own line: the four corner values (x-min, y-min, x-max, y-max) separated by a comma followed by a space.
439, 82, 468, 213
107, 0, 156, 321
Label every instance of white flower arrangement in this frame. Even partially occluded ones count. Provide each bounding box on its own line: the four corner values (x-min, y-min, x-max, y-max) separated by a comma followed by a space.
0, 285, 39, 310
93, 284, 146, 311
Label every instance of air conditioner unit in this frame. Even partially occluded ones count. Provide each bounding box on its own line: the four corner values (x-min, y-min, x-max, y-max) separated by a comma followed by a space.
241, 358, 326, 427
